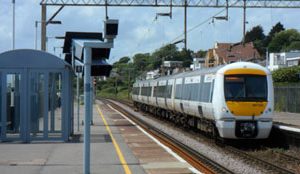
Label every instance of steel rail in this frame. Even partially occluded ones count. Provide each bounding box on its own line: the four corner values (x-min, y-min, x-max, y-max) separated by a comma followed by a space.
225, 146, 295, 174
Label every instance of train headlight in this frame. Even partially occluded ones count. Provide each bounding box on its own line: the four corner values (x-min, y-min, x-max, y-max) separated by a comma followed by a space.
222, 107, 228, 113
265, 108, 272, 114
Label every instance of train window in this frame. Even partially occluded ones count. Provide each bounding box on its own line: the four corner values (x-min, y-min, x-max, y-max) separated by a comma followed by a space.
182, 84, 190, 100
153, 86, 158, 97
161, 86, 166, 97
190, 83, 200, 101
147, 87, 152, 96
201, 82, 211, 102
224, 75, 267, 101
166, 85, 172, 98
132, 87, 139, 95
154, 86, 166, 98
175, 84, 182, 99
141, 87, 147, 96
182, 83, 199, 101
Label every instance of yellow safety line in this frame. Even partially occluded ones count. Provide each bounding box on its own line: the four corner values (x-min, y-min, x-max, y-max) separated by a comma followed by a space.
96, 105, 132, 174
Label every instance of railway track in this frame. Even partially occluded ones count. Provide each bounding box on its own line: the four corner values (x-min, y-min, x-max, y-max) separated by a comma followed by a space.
272, 150, 300, 163
224, 146, 295, 174
103, 99, 234, 174
106, 98, 300, 174
265, 149, 300, 173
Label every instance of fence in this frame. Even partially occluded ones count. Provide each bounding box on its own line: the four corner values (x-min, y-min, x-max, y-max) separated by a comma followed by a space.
274, 84, 300, 113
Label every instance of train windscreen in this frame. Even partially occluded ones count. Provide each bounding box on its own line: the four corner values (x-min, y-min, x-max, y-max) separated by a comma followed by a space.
224, 75, 267, 101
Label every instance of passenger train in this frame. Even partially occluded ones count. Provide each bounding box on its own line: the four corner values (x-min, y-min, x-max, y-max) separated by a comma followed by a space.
132, 62, 274, 139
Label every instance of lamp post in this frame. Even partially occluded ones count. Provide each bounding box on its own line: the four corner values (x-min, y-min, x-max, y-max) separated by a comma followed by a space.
12, 0, 15, 50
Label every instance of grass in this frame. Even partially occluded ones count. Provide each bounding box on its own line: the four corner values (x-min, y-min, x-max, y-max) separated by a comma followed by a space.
97, 87, 131, 101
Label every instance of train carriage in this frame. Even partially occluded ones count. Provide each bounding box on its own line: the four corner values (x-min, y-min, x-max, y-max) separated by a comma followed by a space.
133, 62, 273, 139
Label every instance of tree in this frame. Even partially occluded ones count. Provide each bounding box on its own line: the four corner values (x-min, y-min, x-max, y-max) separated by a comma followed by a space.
287, 41, 300, 51
244, 25, 265, 43
264, 22, 285, 47
268, 29, 300, 52
151, 44, 179, 69
270, 22, 285, 37
194, 50, 207, 58
177, 49, 193, 67
133, 53, 152, 71
118, 56, 130, 64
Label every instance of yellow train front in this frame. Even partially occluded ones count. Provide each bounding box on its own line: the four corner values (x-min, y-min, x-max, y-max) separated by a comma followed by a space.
214, 62, 273, 139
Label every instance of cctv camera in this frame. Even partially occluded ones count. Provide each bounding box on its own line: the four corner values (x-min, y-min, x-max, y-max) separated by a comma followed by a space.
104, 19, 118, 40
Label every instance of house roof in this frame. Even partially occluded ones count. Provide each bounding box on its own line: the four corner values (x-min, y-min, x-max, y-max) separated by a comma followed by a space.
214, 42, 261, 63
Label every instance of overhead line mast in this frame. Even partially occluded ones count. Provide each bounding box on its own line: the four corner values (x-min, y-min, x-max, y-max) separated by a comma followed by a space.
40, 0, 300, 51
41, 0, 300, 8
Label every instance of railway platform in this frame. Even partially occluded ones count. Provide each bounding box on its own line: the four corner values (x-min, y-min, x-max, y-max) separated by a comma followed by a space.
273, 112, 300, 133
274, 112, 300, 127
0, 101, 198, 174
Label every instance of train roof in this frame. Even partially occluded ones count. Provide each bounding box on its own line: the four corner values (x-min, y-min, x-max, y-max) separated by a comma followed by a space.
134, 65, 224, 84
134, 62, 270, 85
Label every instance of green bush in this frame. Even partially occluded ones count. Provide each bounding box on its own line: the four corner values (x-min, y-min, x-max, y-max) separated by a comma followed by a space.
272, 66, 300, 83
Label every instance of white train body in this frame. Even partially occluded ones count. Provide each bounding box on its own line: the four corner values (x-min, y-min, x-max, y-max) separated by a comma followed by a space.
132, 62, 274, 139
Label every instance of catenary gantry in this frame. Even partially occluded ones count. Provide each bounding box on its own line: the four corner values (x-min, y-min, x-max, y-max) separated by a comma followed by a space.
40, 0, 300, 8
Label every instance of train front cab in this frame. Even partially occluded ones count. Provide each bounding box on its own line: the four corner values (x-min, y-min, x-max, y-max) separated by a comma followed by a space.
214, 64, 273, 139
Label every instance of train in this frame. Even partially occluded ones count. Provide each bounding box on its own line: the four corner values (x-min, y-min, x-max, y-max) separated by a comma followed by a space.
132, 62, 274, 139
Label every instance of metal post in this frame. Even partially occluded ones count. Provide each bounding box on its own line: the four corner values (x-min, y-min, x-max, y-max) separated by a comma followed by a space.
266, 48, 269, 68
128, 70, 131, 100
184, 0, 187, 50
242, 0, 246, 45
83, 47, 92, 174
77, 73, 80, 132
35, 21, 38, 50
74, 44, 80, 132
105, 0, 108, 19
90, 78, 94, 125
41, 5, 47, 51
12, 0, 15, 50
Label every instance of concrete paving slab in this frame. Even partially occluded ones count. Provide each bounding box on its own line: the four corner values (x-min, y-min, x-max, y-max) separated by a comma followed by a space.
0, 101, 198, 174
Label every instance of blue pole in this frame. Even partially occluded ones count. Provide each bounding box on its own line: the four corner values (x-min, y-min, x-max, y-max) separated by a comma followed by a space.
12, 0, 15, 50
84, 47, 91, 174
90, 78, 94, 125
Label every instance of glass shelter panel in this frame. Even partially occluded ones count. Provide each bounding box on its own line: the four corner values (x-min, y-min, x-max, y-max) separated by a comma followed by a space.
48, 72, 62, 138
5, 74, 21, 139
0, 72, 1, 136
30, 73, 46, 138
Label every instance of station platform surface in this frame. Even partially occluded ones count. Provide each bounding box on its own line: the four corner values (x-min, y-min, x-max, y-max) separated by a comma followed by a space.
274, 112, 300, 127
0, 101, 197, 174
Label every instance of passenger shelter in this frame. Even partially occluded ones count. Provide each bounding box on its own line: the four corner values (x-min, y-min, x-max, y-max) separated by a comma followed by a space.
0, 49, 74, 142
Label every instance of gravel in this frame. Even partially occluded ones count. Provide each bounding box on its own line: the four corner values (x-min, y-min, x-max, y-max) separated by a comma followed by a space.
110, 100, 269, 174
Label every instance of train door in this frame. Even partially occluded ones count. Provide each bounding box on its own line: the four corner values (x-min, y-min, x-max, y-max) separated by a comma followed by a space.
188, 76, 201, 116
165, 79, 174, 110
181, 77, 190, 114
164, 80, 168, 109
174, 78, 183, 113
155, 81, 158, 106
147, 82, 150, 104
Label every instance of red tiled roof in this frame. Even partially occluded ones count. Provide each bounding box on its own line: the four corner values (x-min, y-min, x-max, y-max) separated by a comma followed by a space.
214, 42, 261, 63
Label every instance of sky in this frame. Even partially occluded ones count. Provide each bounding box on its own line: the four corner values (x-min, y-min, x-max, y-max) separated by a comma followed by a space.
1, 0, 300, 63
